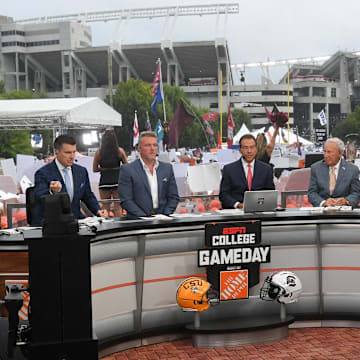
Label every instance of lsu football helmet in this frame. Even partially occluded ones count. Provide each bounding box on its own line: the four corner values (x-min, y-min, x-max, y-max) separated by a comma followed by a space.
260, 271, 302, 304
176, 277, 219, 312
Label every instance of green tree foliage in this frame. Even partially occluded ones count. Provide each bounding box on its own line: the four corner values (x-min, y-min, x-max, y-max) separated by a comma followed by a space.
112, 79, 154, 151
0, 131, 33, 158
332, 107, 360, 140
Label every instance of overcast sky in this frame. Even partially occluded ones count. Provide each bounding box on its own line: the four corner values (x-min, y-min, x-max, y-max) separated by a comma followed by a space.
2, 0, 359, 83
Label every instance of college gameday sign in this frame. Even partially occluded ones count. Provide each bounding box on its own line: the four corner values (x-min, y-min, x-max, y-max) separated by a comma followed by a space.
198, 221, 271, 301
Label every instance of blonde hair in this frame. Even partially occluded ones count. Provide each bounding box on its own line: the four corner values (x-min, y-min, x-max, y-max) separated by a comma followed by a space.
256, 133, 267, 159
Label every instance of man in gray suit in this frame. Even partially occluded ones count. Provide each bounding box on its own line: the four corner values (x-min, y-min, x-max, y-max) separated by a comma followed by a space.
118, 131, 179, 218
308, 137, 360, 207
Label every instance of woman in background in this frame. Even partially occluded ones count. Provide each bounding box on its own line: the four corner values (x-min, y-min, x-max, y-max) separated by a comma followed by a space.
256, 125, 279, 164
93, 130, 128, 217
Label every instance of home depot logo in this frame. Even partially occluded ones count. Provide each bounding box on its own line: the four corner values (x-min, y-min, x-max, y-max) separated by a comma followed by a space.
220, 269, 248, 300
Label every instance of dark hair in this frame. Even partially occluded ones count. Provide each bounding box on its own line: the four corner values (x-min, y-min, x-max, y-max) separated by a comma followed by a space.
54, 135, 76, 150
100, 131, 119, 159
239, 134, 256, 147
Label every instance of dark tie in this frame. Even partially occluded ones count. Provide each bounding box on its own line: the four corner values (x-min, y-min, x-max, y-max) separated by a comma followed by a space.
63, 167, 73, 200
247, 163, 252, 191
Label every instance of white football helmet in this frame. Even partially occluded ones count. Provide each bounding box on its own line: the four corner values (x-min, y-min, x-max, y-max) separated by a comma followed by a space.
260, 271, 302, 304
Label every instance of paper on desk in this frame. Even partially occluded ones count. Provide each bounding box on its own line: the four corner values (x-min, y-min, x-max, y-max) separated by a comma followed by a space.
216, 209, 244, 215
140, 214, 173, 221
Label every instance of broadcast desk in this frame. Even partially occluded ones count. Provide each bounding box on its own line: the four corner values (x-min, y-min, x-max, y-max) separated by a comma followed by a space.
1, 209, 360, 354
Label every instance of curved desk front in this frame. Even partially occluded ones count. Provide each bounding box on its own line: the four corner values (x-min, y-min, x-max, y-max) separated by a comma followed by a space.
2, 210, 360, 352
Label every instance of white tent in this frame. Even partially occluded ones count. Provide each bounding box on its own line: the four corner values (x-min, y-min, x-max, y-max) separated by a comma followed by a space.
233, 123, 251, 144
0, 97, 122, 130
252, 126, 313, 146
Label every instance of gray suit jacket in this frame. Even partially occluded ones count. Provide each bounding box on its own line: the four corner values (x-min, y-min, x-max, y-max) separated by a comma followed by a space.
118, 159, 179, 217
308, 158, 360, 207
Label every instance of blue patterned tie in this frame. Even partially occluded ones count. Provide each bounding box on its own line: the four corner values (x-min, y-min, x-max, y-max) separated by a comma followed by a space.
63, 167, 73, 200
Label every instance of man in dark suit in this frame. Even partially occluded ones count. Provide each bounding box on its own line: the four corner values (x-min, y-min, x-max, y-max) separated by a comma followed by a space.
118, 131, 179, 218
33, 135, 108, 225
308, 137, 360, 207
220, 134, 275, 209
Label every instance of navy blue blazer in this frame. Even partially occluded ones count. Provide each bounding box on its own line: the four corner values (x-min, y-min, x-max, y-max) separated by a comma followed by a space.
33, 161, 100, 225
118, 159, 179, 217
219, 158, 275, 209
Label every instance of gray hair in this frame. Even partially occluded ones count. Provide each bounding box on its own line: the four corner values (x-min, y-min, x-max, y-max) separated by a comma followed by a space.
325, 137, 345, 153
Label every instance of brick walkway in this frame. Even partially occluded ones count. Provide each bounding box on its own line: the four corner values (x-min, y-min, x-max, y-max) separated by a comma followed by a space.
102, 328, 360, 360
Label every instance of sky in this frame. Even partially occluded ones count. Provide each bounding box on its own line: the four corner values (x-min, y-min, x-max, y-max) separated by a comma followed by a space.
2, 0, 360, 83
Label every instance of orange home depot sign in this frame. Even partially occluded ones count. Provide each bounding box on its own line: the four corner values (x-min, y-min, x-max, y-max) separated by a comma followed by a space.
199, 220, 271, 301
220, 270, 248, 300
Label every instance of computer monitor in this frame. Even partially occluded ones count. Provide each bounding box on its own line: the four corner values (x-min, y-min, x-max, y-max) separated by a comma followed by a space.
243, 190, 279, 213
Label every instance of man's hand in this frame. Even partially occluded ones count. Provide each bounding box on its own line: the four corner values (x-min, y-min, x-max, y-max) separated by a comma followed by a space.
50, 181, 62, 194
323, 198, 349, 207
237, 203, 243, 209
333, 197, 350, 206
97, 209, 108, 218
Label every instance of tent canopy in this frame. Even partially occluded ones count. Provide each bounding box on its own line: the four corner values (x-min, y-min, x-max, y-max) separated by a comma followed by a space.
233, 123, 250, 144
0, 97, 122, 130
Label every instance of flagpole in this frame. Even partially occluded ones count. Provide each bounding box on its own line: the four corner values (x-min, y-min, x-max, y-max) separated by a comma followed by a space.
157, 58, 167, 123
220, 70, 223, 143
287, 66, 290, 144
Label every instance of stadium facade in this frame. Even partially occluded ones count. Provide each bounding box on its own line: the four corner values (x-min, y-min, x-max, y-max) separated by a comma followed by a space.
0, 15, 358, 135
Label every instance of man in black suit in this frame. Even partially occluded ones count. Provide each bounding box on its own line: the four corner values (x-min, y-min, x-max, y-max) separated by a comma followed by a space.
33, 135, 108, 225
220, 134, 275, 209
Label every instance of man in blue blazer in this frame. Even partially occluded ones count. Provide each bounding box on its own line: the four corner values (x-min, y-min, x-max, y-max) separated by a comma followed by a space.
118, 131, 179, 218
220, 134, 275, 209
308, 137, 360, 207
33, 135, 108, 226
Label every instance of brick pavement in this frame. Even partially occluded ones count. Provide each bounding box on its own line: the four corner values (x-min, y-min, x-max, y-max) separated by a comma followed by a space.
102, 328, 360, 360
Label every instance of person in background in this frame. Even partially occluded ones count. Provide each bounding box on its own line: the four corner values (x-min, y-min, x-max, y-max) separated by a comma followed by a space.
93, 130, 128, 217
308, 137, 360, 208
256, 125, 280, 164
33, 135, 108, 225
118, 131, 179, 218
220, 134, 275, 209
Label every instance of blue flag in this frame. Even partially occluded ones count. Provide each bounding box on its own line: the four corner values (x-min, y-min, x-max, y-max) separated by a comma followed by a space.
155, 119, 164, 144
151, 83, 163, 116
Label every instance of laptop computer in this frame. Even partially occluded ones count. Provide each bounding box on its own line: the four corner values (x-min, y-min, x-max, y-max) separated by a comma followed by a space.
243, 190, 279, 213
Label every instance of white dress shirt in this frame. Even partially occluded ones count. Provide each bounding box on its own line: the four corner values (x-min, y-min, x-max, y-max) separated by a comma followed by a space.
139, 157, 159, 209
55, 158, 74, 199
234, 158, 255, 209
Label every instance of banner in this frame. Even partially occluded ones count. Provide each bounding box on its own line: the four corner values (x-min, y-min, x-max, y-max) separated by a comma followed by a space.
168, 100, 194, 147
227, 105, 235, 148
203, 112, 218, 122
133, 110, 139, 148
318, 109, 327, 126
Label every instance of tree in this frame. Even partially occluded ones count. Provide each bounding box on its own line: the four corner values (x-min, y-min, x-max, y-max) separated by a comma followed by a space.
332, 107, 360, 141
112, 79, 154, 152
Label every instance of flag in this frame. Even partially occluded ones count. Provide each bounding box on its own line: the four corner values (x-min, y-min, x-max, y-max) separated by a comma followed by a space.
151, 84, 163, 116
202, 112, 218, 122
318, 109, 327, 126
152, 63, 161, 96
145, 111, 152, 131
204, 120, 214, 136
151, 63, 163, 116
296, 126, 302, 156
227, 105, 235, 148
133, 110, 139, 148
217, 133, 222, 149
168, 100, 194, 147
155, 119, 164, 151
